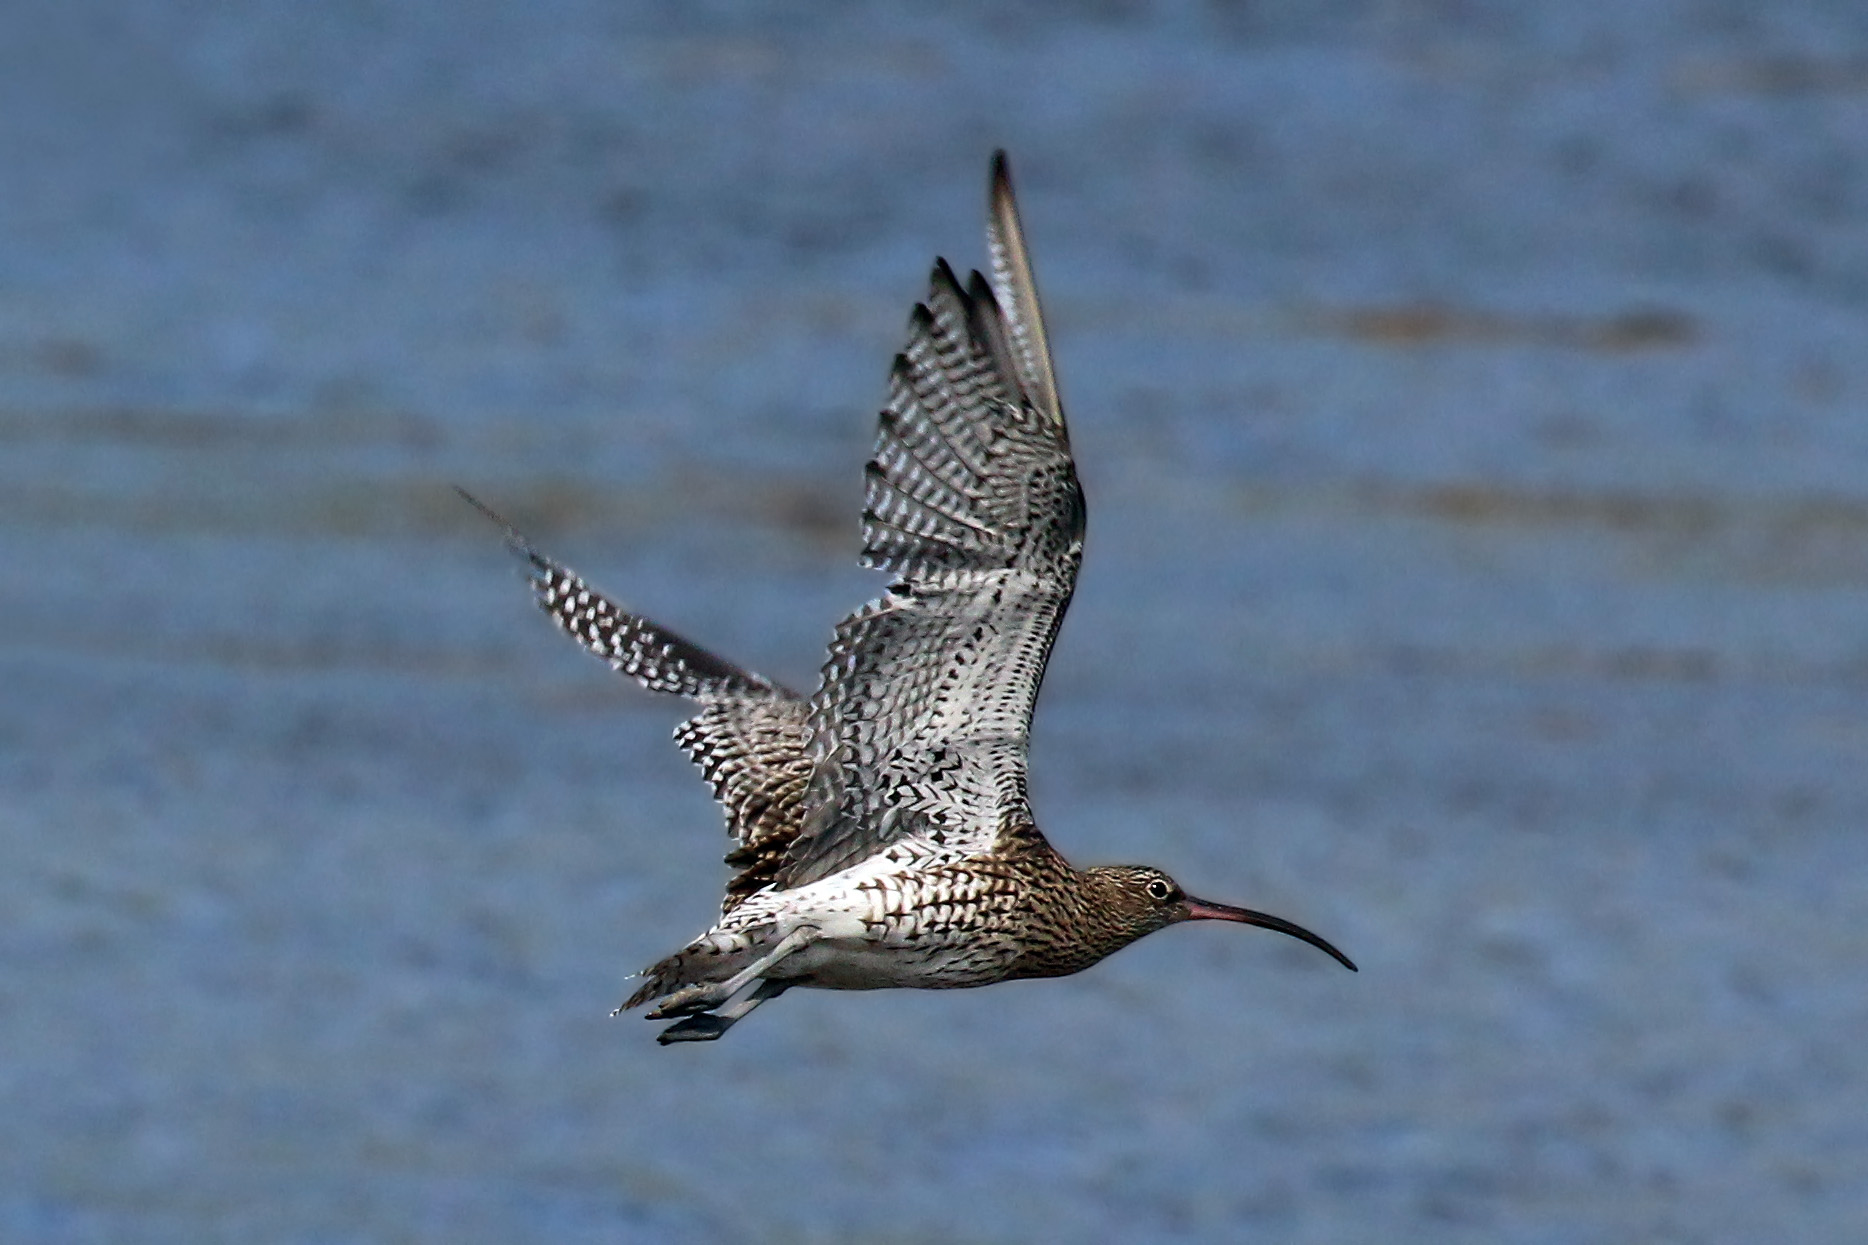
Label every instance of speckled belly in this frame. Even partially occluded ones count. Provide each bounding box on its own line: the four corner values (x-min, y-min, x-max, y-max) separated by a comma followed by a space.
774, 928, 1023, 991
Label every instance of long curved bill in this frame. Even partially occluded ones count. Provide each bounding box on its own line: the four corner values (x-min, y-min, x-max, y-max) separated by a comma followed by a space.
1182, 896, 1358, 971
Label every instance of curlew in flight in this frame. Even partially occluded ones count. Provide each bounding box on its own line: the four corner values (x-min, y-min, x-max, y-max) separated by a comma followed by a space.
464, 152, 1355, 1043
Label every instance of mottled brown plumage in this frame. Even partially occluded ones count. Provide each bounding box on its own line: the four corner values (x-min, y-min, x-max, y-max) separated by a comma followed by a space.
467, 152, 1355, 1045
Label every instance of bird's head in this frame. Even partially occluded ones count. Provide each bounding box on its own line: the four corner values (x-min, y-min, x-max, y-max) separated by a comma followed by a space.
1087, 865, 1358, 971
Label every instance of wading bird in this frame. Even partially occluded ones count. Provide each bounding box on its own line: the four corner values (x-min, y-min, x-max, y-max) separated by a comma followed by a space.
464, 152, 1354, 1043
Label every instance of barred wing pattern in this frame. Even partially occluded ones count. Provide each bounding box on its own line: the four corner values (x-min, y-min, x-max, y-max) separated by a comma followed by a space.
784, 159, 1083, 888
457, 490, 812, 913
674, 696, 813, 909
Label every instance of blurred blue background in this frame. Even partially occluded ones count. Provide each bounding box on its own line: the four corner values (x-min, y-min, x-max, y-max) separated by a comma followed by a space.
5, 2, 1867, 1241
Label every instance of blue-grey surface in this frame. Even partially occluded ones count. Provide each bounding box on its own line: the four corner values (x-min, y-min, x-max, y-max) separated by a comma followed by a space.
5, 3, 1868, 1241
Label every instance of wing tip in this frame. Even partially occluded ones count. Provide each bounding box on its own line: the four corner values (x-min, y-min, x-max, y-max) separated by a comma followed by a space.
454, 483, 509, 536
930, 255, 966, 302
980, 150, 1066, 436
991, 148, 1013, 203
455, 484, 551, 571
964, 267, 995, 308
987, 149, 1019, 244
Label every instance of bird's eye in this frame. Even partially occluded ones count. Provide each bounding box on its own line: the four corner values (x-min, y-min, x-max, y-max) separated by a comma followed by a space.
1145, 878, 1174, 901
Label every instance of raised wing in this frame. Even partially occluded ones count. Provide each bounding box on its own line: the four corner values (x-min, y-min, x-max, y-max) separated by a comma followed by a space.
458, 489, 813, 912
782, 152, 1083, 888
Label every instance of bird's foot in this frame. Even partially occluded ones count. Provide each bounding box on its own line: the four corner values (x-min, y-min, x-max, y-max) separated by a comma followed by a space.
645, 979, 788, 1045
656, 1012, 733, 1044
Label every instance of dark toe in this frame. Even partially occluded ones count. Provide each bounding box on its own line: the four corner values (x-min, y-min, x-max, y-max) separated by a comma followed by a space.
656, 1013, 732, 1044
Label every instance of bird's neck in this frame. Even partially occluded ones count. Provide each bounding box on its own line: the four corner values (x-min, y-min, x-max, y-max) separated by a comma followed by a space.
1006, 853, 1152, 980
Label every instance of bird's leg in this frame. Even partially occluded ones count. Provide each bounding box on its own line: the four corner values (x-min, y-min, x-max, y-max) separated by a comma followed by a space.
656, 979, 792, 1044
644, 924, 820, 1020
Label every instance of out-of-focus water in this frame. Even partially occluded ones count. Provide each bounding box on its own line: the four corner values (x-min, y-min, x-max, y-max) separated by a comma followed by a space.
4, 4, 1867, 1241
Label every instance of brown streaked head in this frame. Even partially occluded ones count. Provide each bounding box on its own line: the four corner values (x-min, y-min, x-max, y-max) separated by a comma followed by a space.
1098, 866, 1358, 971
